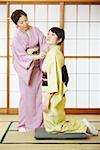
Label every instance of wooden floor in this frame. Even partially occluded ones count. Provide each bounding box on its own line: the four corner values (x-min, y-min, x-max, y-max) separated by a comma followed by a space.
0, 115, 100, 150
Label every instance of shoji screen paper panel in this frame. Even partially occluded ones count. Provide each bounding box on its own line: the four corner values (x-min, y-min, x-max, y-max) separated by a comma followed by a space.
64, 5, 100, 108
0, 5, 7, 108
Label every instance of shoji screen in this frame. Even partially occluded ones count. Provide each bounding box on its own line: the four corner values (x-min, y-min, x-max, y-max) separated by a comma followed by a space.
64, 5, 100, 108
0, 2, 100, 113
0, 5, 7, 108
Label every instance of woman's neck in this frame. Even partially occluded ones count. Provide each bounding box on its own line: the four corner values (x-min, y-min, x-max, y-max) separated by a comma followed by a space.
48, 44, 57, 50
18, 25, 30, 33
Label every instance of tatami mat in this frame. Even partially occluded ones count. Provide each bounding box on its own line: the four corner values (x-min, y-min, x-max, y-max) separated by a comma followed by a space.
9, 122, 18, 131
2, 118, 100, 144
0, 144, 100, 150
0, 144, 82, 150
0, 115, 18, 122
0, 115, 100, 122
0, 122, 11, 143
81, 144, 100, 150
3, 130, 100, 144
0, 115, 100, 121
0, 115, 100, 150
3, 131, 34, 143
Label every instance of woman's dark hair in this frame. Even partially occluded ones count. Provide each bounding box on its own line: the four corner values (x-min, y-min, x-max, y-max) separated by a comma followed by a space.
49, 27, 65, 45
11, 10, 27, 25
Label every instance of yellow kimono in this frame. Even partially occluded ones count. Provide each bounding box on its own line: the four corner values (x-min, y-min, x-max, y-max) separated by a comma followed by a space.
42, 45, 87, 134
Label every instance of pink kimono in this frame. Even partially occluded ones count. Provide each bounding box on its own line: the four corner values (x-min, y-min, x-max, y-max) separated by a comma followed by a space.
12, 26, 47, 132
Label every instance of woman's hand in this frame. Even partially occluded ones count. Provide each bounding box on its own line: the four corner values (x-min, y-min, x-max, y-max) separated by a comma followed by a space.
39, 52, 46, 59
29, 51, 46, 61
26, 47, 39, 55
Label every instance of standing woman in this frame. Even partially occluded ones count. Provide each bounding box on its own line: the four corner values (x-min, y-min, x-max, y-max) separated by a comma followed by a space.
11, 10, 47, 132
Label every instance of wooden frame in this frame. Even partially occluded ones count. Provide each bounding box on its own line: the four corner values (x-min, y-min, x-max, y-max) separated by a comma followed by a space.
0, 0, 100, 114
0, 108, 100, 115
0, 0, 100, 4
6, 2, 10, 114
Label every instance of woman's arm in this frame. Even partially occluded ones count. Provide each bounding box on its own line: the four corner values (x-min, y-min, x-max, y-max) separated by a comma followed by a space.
26, 47, 47, 60
12, 34, 34, 69
35, 27, 48, 53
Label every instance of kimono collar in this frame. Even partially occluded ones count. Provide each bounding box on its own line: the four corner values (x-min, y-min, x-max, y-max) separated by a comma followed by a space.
50, 45, 61, 52
17, 25, 32, 34
45, 45, 60, 60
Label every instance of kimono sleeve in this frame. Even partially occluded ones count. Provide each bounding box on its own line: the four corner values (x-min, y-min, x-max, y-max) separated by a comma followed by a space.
35, 27, 47, 52
47, 56, 58, 93
48, 53, 64, 108
13, 35, 33, 70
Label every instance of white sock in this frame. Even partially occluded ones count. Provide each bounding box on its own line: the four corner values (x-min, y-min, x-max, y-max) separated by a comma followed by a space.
82, 118, 98, 136
18, 127, 26, 132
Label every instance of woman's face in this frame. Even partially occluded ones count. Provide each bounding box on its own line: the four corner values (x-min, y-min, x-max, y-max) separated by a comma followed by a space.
47, 30, 58, 45
17, 15, 29, 31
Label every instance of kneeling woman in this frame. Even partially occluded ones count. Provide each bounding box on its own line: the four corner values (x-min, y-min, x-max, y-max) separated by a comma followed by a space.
42, 27, 98, 136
